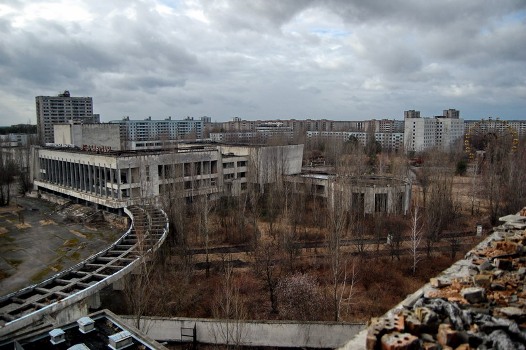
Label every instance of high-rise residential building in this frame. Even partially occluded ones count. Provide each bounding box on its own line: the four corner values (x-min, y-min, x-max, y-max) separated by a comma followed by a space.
404, 109, 465, 153
36, 90, 99, 144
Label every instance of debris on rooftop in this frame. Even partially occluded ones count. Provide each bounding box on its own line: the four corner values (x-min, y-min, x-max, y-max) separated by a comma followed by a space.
365, 208, 526, 350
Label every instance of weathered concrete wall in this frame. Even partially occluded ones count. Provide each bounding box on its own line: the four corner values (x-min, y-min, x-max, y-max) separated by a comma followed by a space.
120, 316, 365, 349
53, 124, 73, 144
80, 124, 121, 150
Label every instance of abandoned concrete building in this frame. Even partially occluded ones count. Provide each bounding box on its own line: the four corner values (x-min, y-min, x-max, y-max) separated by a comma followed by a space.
286, 174, 412, 215
29, 143, 304, 211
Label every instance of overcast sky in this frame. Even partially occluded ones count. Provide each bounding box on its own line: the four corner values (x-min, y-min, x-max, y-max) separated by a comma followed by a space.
1, 0, 525, 125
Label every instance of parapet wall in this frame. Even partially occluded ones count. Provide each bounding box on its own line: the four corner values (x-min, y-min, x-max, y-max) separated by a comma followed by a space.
120, 316, 365, 348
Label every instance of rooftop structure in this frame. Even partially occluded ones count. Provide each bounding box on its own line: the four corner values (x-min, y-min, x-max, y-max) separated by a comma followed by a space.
0, 309, 168, 349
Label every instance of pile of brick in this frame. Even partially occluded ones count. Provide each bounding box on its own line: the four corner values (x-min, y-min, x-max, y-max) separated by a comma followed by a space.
366, 217, 526, 350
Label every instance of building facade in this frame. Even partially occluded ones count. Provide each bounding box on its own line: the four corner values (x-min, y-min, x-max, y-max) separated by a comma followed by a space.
110, 116, 206, 143
404, 110, 465, 153
30, 143, 304, 211
36, 91, 99, 144
306, 131, 405, 152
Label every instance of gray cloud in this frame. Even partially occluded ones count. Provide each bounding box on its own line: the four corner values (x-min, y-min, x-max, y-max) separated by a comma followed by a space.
0, 0, 525, 126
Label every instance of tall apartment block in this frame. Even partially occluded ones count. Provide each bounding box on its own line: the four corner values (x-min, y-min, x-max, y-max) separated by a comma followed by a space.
36, 90, 99, 144
404, 109, 465, 153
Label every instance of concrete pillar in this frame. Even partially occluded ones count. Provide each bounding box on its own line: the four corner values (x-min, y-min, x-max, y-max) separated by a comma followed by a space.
103, 165, 108, 197
43, 158, 48, 181
75, 161, 80, 190
112, 278, 125, 291
128, 165, 132, 199
80, 163, 84, 191
82, 164, 87, 192
68, 161, 73, 187
87, 291, 101, 309
88, 163, 93, 194
99, 164, 103, 196
109, 168, 114, 199
60, 159, 65, 186
51, 159, 55, 183
55, 159, 60, 185
117, 164, 122, 200
49, 158, 53, 183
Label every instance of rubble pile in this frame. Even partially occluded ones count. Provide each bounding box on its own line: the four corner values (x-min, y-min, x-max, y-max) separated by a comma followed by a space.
366, 218, 526, 350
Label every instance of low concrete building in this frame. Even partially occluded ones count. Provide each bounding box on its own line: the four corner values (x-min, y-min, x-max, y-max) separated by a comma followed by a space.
286, 174, 412, 215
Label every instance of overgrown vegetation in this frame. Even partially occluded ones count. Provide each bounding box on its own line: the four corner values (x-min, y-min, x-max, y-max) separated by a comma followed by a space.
109, 133, 526, 323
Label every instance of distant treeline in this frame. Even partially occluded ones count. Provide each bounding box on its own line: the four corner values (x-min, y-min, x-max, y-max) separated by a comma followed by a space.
0, 124, 37, 135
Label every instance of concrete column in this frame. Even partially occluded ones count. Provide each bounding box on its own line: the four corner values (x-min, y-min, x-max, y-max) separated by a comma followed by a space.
56, 159, 60, 184
43, 158, 48, 181
58, 159, 62, 186
61, 159, 66, 186
67, 161, 72, 187
75, 161, 80, 190
83, 164, 87, 192
102, 163, 108, 198
128, 165, 132, 199
87, 163, 92, 194
117, 163, 122, 200
80, 163, 84, 191
58, 159, 62, 184
109, 168, 114, 199
50, 159, 54, 183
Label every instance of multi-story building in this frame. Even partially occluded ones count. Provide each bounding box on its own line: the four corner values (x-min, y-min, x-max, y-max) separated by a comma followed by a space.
30, 142, 304, 211
109, 116, 206, 145
465, 118, 526, 139
0, 133, 36, 147
216, 118, 370, 133
404, 109, 465, 153
306, 131, 405, 152
210, 122, 295, 143
36, 91, 99, 144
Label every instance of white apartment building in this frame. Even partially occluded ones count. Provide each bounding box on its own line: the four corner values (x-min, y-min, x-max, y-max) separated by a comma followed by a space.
306, 131, 404, 152
404, 109, 465, 153
110, 116, 206, 142
36, 91, 99, 144
465, 118, 526, 138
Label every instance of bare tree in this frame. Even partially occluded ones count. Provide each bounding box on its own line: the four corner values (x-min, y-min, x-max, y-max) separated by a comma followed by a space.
424, 166, 456, 257
196, 194, 214, 277
212, 262, 247, 349
409, 206, 423, 275
326, 177, 351, 321
252, 238, 282, 314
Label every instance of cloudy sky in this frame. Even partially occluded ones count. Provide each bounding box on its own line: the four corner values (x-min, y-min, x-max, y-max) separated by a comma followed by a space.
1, 0, 525, 125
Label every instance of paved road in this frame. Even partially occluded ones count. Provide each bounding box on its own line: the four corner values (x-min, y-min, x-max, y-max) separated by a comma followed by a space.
0, 196, 120, 296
